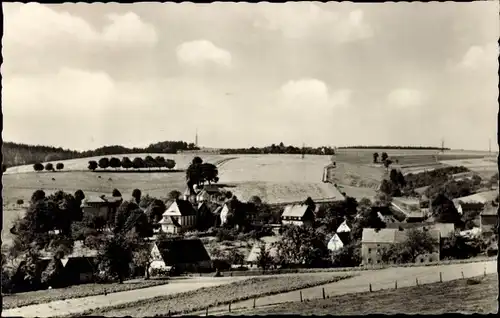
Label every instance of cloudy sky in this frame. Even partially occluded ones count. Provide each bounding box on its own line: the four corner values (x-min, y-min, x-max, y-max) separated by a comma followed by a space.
2, 2, 499, 151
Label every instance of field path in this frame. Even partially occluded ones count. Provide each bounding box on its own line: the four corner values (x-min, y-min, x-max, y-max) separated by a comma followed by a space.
1, 276, 247, 317
189, 260, 497, 316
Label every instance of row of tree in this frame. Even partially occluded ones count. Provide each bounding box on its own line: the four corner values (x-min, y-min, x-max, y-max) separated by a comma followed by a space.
32, 162, 65, 172
87, 156, 176, 171
219, 142, 336, 155
341, 146, 449, 150
2, 140, 198, 168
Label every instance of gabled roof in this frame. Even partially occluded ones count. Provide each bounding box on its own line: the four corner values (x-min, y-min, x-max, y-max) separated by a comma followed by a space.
39, 240, 98, 259
154, 238, 211, 265
327, 233, 345, 252
336, 220, 351, 233
282, 204, 310, 218
163, 199, 196, 216
481, 207, 498, 216
362, 228, 440, 244
429, 223, 455, 237
454, 190, 498, 205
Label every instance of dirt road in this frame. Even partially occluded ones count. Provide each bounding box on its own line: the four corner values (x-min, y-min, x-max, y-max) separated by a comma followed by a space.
190, 260, 498, 316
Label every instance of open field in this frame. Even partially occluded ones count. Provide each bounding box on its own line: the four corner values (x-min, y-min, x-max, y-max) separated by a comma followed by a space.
191, 259, 497, 315
328, 162, 384, 189
440, 158, 498, 179
87, 274, 351, 317
225, 274, 498, 315
2, 279, 170, 310
3, 153, 226, 174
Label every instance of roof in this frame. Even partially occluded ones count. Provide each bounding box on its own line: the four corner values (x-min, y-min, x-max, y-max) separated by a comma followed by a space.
481, 207, 498, 216
327, 234, 344, 252
82, 195, 122, 205
336, 220, 351, 233
39, 241, 98, 259
454, 190, 498, 205
415, 186, 430, 195
456, 202, 484, 211
362, 228, 400, 244
155, 238, 211, 265
163, 199, 196, 216
406, 211, 426, 219
282, 204, 310, 218
429, 223, 455, 237
246, 241, 279, 262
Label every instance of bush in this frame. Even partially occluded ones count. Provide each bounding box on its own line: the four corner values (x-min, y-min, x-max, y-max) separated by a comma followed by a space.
215, 228, 237, 242
16, 199, 24, 205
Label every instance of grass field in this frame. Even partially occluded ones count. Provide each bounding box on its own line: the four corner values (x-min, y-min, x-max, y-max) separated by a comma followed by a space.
89, 274, 351, 317
233, 274, 498, 315
2, 279, 170, 310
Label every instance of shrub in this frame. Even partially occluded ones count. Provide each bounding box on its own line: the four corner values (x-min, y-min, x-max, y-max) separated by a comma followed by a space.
16, 199, 24, 206
215, 228, 237, 242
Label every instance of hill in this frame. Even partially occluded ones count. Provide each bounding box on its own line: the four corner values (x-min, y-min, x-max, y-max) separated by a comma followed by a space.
1, 141, 200, 168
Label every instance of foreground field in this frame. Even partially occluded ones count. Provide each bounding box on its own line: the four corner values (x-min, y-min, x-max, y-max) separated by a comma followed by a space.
229, 274, 498, 315
2, 279, 170, 309
89, 274, 351, 317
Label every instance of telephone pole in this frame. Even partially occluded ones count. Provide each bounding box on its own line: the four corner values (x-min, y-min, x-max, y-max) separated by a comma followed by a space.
302, 142, 305, 159
489, 138, 491, 153
441, 138, 445, 153
195, 129, 199, 148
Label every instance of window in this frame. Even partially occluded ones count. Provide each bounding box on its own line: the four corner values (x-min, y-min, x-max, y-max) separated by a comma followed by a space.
368, 248, 372, 253
420, 258, 424, 263
368, 258, 372, 264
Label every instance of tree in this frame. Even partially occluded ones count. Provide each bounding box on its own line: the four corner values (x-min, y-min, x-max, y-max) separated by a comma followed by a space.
304, 197, 316, 213
383, 159, 393, 170
132, 189, 142, 205
200, 163, 219, 185
109, 157, 121, 170
98, 158, 110, 169
390, 169, 399, 185
132, 157, 144, 170
31, 190, 46, 203
56, 163, 64, 171
114, 201, 139, 232
88, 161, 98, 171
97, 235, 133, 283
373, 153, 379, 164
155, 156, 166, 170
165, 159, 176, 170
397, 171, 406, 188
275, 225, 328, 266
74, 189, 85, 202
17, 199, 24, 206
33, 163, 44, 172
431, 193, 462, 225
256, 244, 273, 271
41, 257, 64, 288
144, 156, 157, 170
227, 249, 245, 267
167, 190, 182, 201
45, 163, 55, 172
112, 189, 122, 197
2, 164, 7, 173
145, 199, 166, 225
379, 179, 393, 196
331, 241, 361, 267
121, 157, 133, 170
131, 240, 154, 280
380, 228, 439, 264
381, 152, 388, 162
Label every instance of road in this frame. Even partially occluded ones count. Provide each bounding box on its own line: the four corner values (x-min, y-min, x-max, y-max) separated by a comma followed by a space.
190, 260, 498, 316
2, 260, 496, 317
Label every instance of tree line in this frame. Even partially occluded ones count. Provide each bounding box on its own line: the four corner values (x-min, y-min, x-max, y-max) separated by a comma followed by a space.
339, 145, 450, 150
87, 156, 176, 171
32, 162, 65, 172
219, 142, 336, 155
2, 140, 199, 168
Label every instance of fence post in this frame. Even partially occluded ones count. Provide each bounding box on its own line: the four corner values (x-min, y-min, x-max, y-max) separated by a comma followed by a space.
322, 287, 326, 299
300, 291, 303, 302
369, 283, 372, 292
395, 280, 397, 290
253, 297, 256, 309
461, 271, 464, 279
206, 307, 209, 316
168, 310, 171, 317
484, 267, 487, 277
439, 272, 442, 283
229, 302, 231, 313
416, 278, 419, 286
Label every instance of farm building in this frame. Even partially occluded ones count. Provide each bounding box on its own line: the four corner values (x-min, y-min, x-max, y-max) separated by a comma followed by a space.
81, 195, 123, 222
149, 238, 212, 274
281, 204, 315, 227
361, 228, 440, 265
480, 206, 498, 235
246, 237, 279, 267
327, 232, 350, 253
452, 190, 498, 208
159, 199, 197, 234
336, 220, 351, 233
454, 201, 484, 216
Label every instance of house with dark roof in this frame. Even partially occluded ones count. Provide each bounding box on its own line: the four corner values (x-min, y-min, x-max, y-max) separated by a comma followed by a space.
281, 204, 315, 227
480, 206, 498, 236
81, 195, 123, 222
159, 199, 197, 234
361, 228, 440, 266
150, 238, 212, 274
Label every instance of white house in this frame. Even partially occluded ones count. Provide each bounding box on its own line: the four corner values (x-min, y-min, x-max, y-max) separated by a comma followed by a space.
159, 199, 197, 234
327, 233, 344, 252
220, 203, 230, 225
281, 204, 315, 227
336, 220, 351, 233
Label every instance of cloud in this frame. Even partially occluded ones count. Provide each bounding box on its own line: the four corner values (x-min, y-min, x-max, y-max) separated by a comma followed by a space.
279, 79, 351, 109
254, 3, 372, 42
3, 3, 158, 49
176, 40, 232, 67
387, 89, 424, 108
458, 42, 498, 70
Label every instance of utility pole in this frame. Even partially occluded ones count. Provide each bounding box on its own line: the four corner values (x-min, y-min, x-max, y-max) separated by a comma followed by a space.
489, 138, 491, 153
195, 128, 199, 148
441, 138, 445, 153
302, 142, 305, 159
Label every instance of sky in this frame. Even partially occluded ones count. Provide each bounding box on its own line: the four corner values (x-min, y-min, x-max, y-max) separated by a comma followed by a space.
2, 2, 499, 151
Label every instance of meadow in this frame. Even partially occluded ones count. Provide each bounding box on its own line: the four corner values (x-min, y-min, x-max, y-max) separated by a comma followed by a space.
231, 274, 498, 315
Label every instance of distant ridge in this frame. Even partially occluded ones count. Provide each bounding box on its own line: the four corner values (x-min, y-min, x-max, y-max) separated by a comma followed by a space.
338, 146, 451, 150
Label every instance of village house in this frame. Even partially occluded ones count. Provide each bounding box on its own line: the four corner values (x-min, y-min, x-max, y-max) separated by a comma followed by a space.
281, 204, 315, 227
327, 233, 346, 253
159, 199, 197, 234
149, 238, 212, 274
480, 206, 498, 236
361, 228, 440, 265
452, 190, 499, 213
386, 222, 455, 239
454, 201, 484, 216
81, 195, 123, 222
